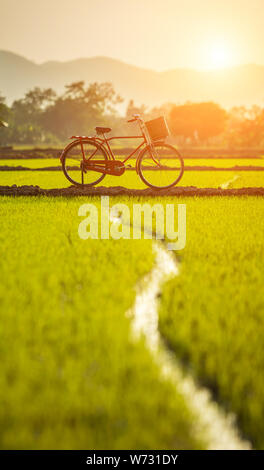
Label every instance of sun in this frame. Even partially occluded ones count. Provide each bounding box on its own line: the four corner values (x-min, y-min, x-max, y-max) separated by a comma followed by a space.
202, 40, 234, 70
210, 43, 231, 69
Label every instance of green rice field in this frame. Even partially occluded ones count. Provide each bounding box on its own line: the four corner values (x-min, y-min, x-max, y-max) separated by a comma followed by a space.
2, 170, 264, 189
0, 151, 264, 449
159, 196, 264, 448
0, 197, 202, 449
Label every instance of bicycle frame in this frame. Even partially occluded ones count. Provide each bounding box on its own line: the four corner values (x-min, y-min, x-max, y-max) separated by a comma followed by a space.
94, 135, 146, 164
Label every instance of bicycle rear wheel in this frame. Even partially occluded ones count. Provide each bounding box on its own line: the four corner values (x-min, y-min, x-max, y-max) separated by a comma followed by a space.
61, 139, 108, 187
138, 143, 184, 189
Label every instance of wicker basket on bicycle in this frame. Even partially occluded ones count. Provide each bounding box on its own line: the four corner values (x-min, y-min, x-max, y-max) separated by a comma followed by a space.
144, 116, 170, 142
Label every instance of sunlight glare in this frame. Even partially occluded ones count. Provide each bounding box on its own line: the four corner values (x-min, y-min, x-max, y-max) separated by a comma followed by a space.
202, 40, 234, 70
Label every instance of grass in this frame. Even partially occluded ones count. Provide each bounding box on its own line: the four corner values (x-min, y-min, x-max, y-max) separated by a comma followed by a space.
158, 196, 264, 448
0, 158, 61, 168
0, 196, 202, 449
1, 165, 264, 189
2, 157, 264, 449
0, 155, 264, 191
184, 158, 264, 167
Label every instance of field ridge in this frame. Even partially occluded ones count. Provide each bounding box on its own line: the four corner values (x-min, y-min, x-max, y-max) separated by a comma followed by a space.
1, 185, 264, 197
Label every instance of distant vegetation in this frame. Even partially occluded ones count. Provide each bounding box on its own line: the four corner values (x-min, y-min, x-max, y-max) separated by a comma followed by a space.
1, 83, 264, 147
0, 82, 122, 145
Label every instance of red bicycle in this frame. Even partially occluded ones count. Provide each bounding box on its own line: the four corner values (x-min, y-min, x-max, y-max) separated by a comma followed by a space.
60, 114, 184, 190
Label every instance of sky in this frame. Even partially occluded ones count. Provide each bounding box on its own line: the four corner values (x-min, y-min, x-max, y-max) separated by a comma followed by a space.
1, 0, 264, 70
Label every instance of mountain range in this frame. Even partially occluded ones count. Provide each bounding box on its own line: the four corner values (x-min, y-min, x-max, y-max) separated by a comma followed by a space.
1, 50, 264, 109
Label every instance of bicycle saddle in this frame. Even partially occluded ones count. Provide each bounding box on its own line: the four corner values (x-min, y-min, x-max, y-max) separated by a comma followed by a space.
95, 127, 112, 134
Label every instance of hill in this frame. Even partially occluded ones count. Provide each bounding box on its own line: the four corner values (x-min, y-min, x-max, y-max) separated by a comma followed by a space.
1, 50, 264, 108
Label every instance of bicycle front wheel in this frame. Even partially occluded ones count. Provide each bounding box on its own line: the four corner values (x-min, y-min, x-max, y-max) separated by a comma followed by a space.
61, 139, 108, 187
138, 143, 184, 190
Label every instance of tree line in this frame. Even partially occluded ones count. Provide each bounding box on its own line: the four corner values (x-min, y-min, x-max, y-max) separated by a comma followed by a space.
1, 82, 264, 147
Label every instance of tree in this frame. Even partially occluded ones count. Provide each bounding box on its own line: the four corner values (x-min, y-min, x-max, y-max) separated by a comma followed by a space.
169, 102, 227, 143
64, 81, 86, 100
0, 93, 10, 123
8, 87, 57, 143
42, 82, 123, 140
0, 94, 11, 145
12, 87, 57, 124
226, 105, 264, 147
